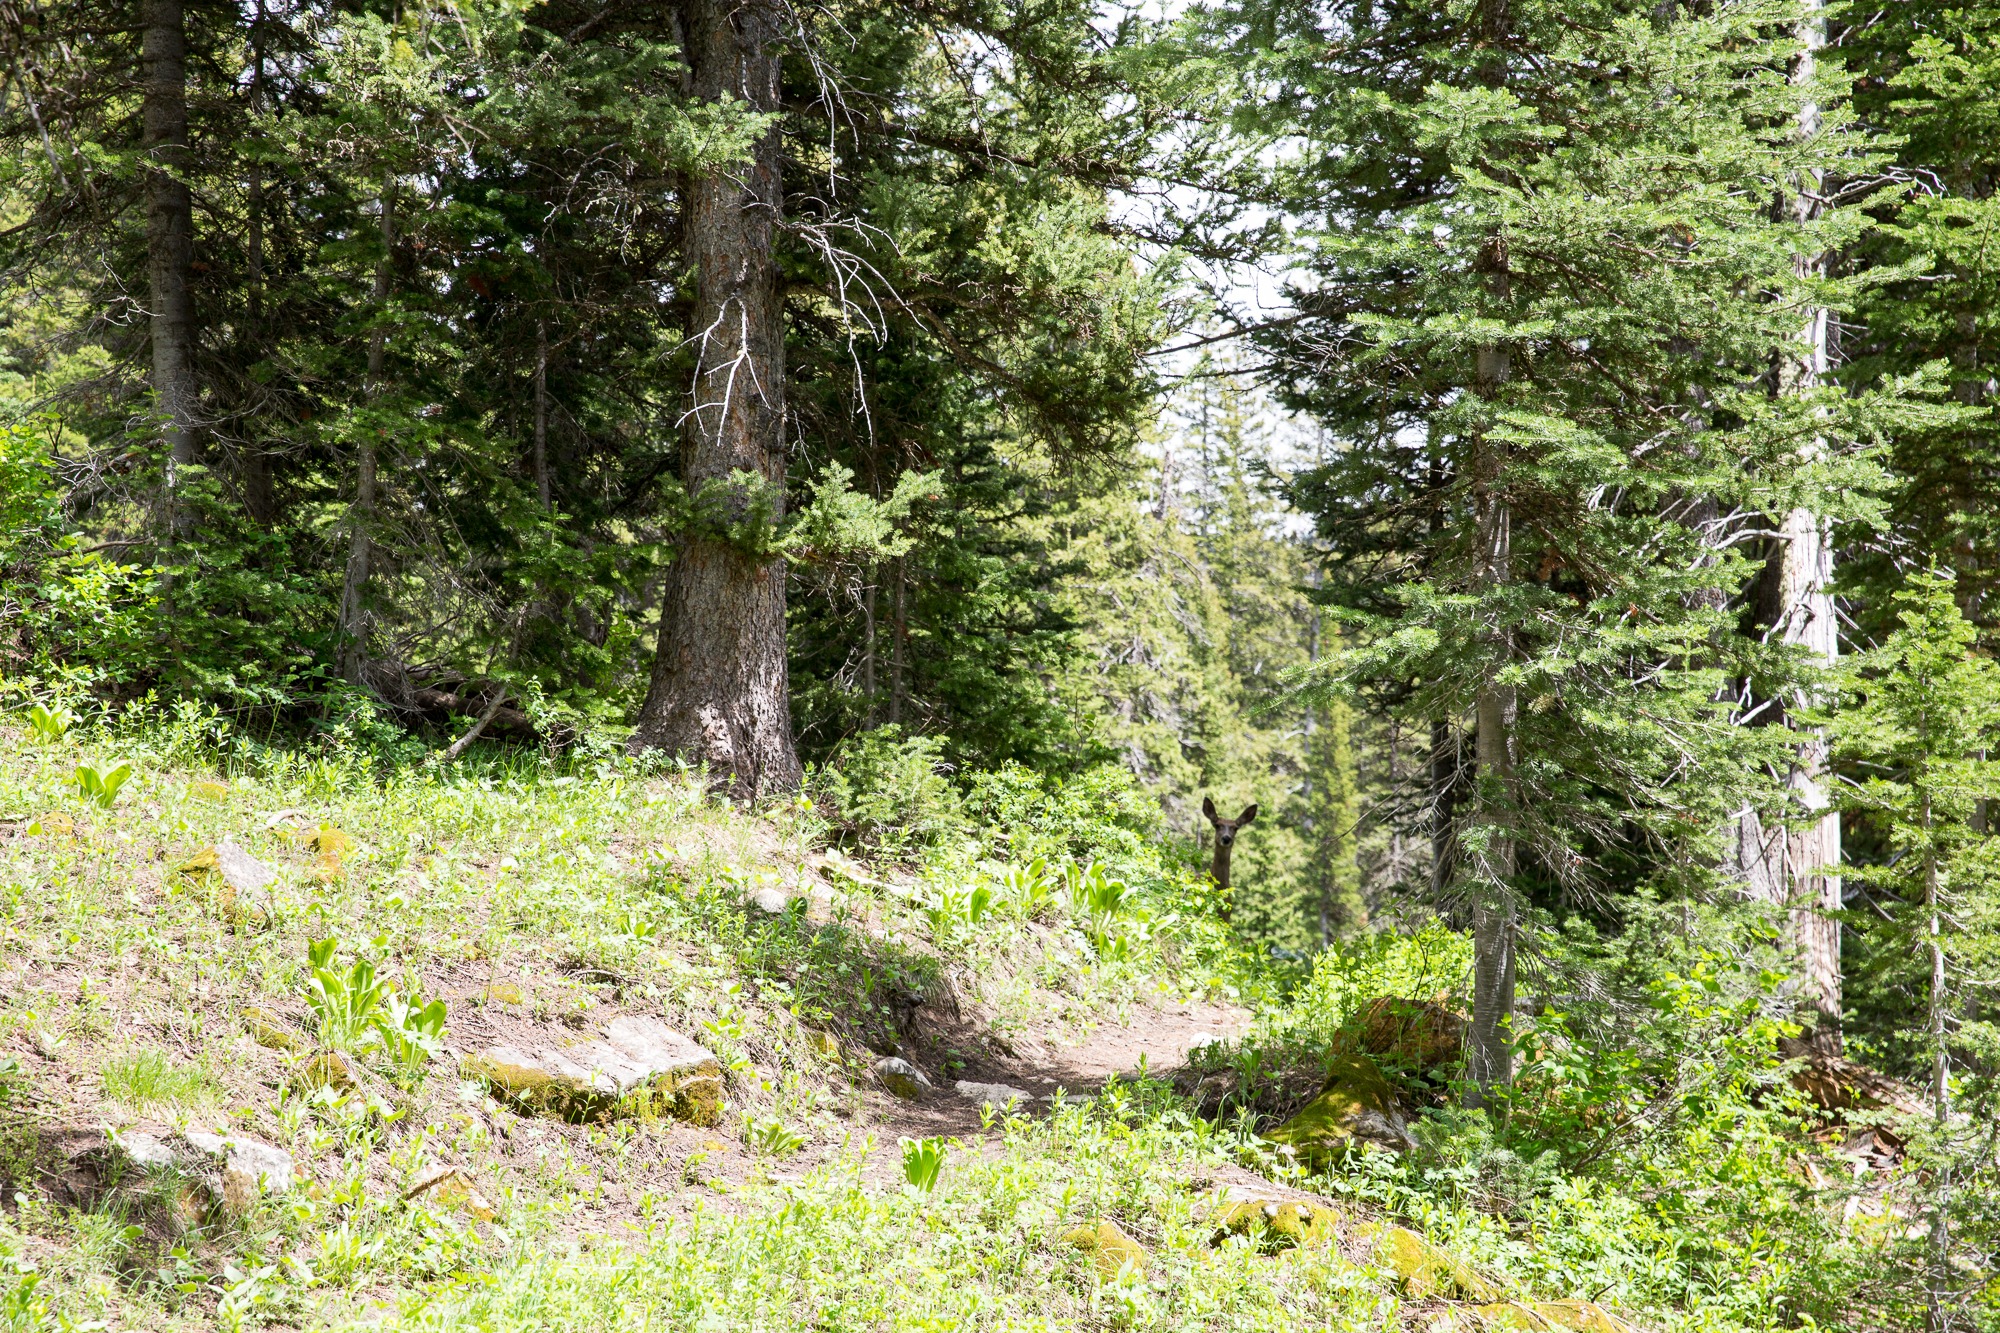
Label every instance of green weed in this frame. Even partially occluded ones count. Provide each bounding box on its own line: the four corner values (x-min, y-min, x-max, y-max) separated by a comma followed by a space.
24, 703, 71, 744
99, 1050, 218, 1112
900, 1135, 948, 1193
72, 759, 132, 809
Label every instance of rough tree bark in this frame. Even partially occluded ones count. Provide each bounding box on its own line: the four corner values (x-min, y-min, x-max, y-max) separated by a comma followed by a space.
1739, 0, 1843, 1054
142, 0, 199, 546
1465, 331, 1518, 1108
630, 0, 802, 798
1463, 0, 1520, 1103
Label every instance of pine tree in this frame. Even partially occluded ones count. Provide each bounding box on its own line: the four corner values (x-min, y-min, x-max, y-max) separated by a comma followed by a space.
1835, 572, 2000, 1333
1194, 0, 1920, 1095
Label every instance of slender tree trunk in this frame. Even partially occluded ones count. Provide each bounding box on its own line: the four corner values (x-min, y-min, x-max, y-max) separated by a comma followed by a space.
1759, 0, 1844, 1053
338, 179, 394, 686
631, 0, 801, 797
533, 321, 551, 510
861, 570, 878, 723
241, 8, 276, 527
1465, 218, 1518, 1106
142, 0, 198, 548
1924, 797, 1951, 1333
890, 557, 908, 725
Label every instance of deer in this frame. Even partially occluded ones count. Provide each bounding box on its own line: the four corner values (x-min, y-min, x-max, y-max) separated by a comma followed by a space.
1201, 796, 1258, 913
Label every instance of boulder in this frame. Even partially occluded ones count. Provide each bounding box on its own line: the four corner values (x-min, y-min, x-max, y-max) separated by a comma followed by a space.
240, 1005, 307, 1052
291, 1050, 357, 1092
1351, 996, 1464, 1073
73, 1127, 298, 1222
1448, 1301, 1637, 1333
1356, 1222, 1499, 1301
874, 1056, 932, 1100
954, 1079, 1031, 1110
1208, 1186, 1338, 1253
404, 1164, 496, 1220
1062, 1219, 1148, 1278
466, 1015, 722, 1125
1263, 1054, 1416, 1164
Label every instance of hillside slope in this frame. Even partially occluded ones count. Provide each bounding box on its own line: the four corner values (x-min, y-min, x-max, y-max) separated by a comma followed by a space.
0, 716, 1898, 1331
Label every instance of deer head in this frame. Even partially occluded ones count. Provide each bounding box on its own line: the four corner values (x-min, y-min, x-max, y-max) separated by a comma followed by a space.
1202, 796, 1258, 894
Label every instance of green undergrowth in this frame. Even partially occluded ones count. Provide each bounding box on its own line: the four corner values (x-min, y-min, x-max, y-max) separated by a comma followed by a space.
0, 701, 1923, 1331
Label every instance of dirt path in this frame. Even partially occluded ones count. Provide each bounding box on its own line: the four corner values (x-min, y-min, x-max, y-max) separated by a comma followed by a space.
846, 996, 1250, 1184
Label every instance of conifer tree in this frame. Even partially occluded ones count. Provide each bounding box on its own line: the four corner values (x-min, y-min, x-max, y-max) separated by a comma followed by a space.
1835, 573, 2000, 1333
1195, 0, 1917, 1093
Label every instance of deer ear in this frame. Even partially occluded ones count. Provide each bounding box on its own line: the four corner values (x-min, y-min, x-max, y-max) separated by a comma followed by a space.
1237, 804, 1258, 825
1202, 795, 1217, 820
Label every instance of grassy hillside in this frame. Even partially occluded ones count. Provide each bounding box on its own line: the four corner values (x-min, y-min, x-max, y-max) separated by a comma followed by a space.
0, 708, 1908, 1331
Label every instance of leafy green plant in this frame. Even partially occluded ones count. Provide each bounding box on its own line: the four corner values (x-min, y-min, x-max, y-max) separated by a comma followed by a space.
375, 994, 449, 1081
812, 728, 963, 856
923, 883, 995, 938
900, 1135, 948, 1193
998, 857, 1057, 919
24, 702, 71, 744
305, 938, 392, 1050
1067, 862, 1134, 952
73, 759, 132, 808
746, 1114, 805, 1159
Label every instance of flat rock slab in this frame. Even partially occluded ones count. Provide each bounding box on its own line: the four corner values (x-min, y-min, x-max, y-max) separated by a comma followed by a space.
954, 1080, 1032, 1110
467, 1014, 722, 1125
70, 1127, 297, 1221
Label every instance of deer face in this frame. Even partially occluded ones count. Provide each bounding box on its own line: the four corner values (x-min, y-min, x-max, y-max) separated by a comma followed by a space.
1202, 796, 1258, 848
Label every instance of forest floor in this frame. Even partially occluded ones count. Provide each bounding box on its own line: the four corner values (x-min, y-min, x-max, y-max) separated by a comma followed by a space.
0, 722, 1853, 1331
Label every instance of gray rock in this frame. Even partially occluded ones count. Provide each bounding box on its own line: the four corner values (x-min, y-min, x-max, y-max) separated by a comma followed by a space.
85, 1127, 296, 1218
181, 1130, 298, 1213
873, 1056, 932, 1100
954, 1079, 1032, 1110
467, 1014, 723, 1125
216, 840, 276, 895
749, 888, 793, 915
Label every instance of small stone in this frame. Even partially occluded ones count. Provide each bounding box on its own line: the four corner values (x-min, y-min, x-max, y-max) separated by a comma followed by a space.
404, 1164, 495, 1220
484, 981, 525, 1005
749, 888, 792, 915
954, 1079, 1031, 1110
191, 780, 231, 800
241, 1006, 306, 1051
292, 1051, 356, 1092
873, 1056, 932, 1100
1062, 1219, 1148, 1278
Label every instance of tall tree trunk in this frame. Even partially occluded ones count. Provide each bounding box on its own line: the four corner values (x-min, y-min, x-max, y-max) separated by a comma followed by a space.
890, 556, 908, 725
631, 0, 801, 798
1741, 0, 1843, 1053
338, 179, 394, 686
142, 0, 198, 548
1465, 336, 1517, 1108
241, 5, 276, 527
533, 320, 551, 510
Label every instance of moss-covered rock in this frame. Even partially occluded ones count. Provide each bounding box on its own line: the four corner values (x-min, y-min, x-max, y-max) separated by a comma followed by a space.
1355, 1222, 1500, 1301
1209, 1190, 1339, 1253
1351, 996, 1464, 1072
467, 1016, 723, 1125
1262, 1054, 1416, 1164
1063, 1219, 1148, 1278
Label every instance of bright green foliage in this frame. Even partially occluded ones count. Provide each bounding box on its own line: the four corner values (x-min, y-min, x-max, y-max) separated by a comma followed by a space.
71, 760, 132, 810
375, 994, 450, 1084
1846, 4, 2000, 639
1195, 0, 1930, 921
305, 938, 393, 1052
899, 1136, 949, 1193
1834, 571, 2000, 1326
